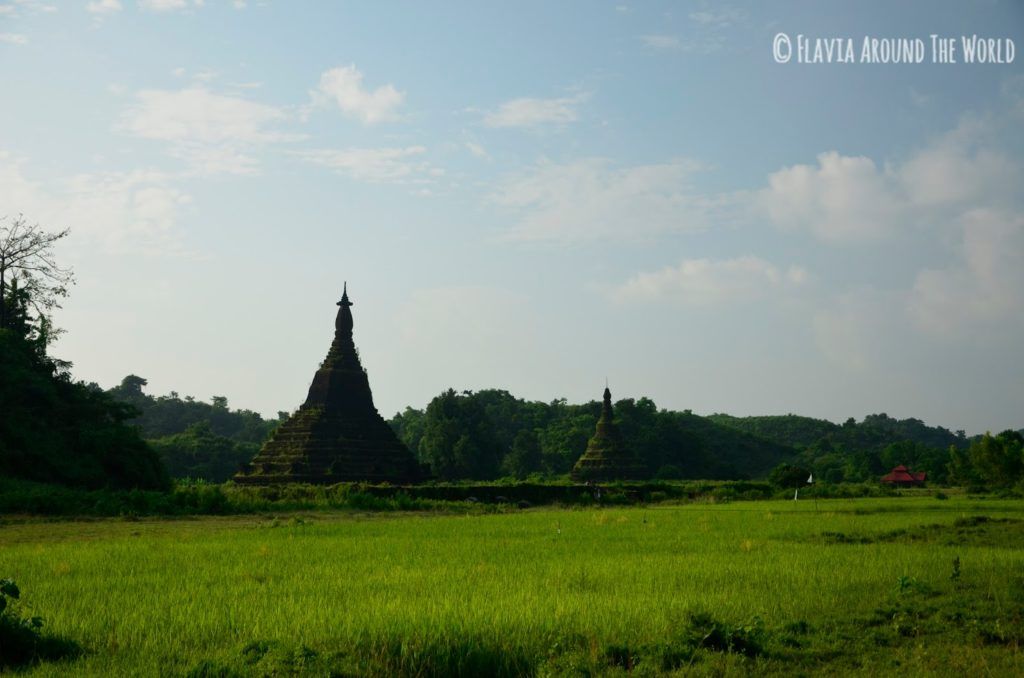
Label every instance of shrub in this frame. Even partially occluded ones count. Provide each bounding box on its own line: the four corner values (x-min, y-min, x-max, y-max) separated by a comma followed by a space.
684, 611, 766, 657
0, 578, 80, 668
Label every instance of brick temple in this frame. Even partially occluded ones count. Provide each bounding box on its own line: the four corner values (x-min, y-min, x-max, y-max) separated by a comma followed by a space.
235, 285, 425, 485
570, 386, 646, 481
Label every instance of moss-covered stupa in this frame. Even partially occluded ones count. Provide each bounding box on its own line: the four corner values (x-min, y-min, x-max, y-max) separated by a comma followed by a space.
235, 285, 425, 485
570, 386, 645, 481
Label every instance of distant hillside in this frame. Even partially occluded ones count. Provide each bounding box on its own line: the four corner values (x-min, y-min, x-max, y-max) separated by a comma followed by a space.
657, 411, 794, 479
707, 414, 838, 449
708, 412, 972, 484
106, 375, 282, 443
708, 412, 966, 455
390, 389, 793, 481
104, 375, 285, 482
100, 377, 996, 486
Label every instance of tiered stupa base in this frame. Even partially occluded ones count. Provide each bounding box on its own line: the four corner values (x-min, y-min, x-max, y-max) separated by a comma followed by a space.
234, 284, 425, 485
235, 408, 424, 485
570, 387, 646, 481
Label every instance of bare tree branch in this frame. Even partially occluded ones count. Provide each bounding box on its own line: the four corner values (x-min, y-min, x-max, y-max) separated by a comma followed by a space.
0, 214, 75, 338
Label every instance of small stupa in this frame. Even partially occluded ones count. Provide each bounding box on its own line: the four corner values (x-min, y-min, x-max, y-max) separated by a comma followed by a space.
570, 385, 646, 481
235, 284, 425, 485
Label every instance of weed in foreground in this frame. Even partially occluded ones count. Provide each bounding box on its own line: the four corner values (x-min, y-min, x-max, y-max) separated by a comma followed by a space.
0, 578, 81, 669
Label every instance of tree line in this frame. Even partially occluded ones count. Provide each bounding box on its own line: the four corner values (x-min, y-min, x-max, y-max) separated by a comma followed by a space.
1, 216, 1021, 492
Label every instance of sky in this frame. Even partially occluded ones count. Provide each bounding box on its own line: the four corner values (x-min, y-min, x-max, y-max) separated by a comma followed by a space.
1, 1, 1022, 434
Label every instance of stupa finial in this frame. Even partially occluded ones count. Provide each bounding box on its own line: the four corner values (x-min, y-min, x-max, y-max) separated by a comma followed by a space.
338, 282, 352, 307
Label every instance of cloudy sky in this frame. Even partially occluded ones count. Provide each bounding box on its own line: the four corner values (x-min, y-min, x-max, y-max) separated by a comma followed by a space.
1, 1, 1022, 433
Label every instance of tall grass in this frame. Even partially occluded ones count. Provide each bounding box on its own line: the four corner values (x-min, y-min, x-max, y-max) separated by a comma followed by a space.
1, 496, 1022, 675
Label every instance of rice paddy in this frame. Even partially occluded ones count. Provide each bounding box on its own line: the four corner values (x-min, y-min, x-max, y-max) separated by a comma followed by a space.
2, 496, 1022, 676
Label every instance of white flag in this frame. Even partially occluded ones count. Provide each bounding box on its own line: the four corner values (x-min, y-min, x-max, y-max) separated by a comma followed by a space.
807, 473, 814, 484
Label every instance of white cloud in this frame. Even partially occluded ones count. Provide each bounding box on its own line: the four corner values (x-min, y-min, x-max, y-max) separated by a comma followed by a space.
640, 34, 680, 51
484, 94, 585, 128
492, 157, 713, 243
295, 146, 431, 182
689, 8, 746, 27
0, 152, 192, 255
465, 141, 488, 158
310, 65, 404, 124
612, 256, 806, 305
0, 33, 29, 45
812, 208, 1024, 372
635, 8, 745, 54
910, 209, 1024, 336
759, 121, 1021, 243
897, 120, 1018, 209
119, 87, 297, 174
138, 0, 200, 11
760, 151, 902, 242
87, 0, 122, 14
121, 88, 287, 144
0, 1, 56, 17
763, 114, 1024, 354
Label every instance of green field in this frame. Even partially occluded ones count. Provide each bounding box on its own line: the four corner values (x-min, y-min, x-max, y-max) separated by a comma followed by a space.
2, 497, 1023, 676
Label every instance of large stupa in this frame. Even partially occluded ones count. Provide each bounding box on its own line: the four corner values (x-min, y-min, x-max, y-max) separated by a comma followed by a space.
570, 386, 646, 481
235, 285, 425, 485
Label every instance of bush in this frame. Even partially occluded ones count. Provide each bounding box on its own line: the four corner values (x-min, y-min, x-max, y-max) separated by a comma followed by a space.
684, 611, 766, 657
0, 578, 80, 668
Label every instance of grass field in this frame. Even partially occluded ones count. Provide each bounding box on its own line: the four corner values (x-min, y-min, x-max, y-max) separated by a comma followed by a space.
1, 496, 1023, 676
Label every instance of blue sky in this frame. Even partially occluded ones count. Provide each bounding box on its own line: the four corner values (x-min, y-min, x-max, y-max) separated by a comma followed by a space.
1, 0, 1022, 433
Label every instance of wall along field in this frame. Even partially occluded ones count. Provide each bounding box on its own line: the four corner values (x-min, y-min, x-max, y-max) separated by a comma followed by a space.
2, 497, 1023, 676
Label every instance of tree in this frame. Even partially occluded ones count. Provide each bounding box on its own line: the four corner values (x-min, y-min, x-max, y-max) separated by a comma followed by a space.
967, 431, 1023, 487
768, 463, 812, 489
502, 429, 542, 479
0, 330, 168, 490
0, 215, 74, 344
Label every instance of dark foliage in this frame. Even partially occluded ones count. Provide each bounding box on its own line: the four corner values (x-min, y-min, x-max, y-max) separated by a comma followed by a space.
391, 389, 792, 482
0, 330, 168, 490
948, 430, 1024, 487
107, 375, 283, 444
711, 412, 971, 484
768, 463, 812, 489
0, 578, 80, 669
149, 422, 260, 483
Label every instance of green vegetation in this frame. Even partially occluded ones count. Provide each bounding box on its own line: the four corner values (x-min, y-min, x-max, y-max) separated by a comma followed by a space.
0, 219, 166, 491
93, 382, 1019, 489
949, 430, 1024, 488
391, 389, 792, 481
1, 497, 1022, 675
4, 476, 872, 517
0, 330, 168, 490
107, 375, 282, 444
709, 412, 968, 484
104, 376, 283, 482
0, 578, 79, 669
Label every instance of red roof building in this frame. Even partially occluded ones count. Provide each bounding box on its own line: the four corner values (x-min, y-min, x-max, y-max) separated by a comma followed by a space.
881, 465, 927, 487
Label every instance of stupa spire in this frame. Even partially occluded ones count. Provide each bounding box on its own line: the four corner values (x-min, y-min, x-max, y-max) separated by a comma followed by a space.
235, 283, 425, 485
570, 383, 646, 481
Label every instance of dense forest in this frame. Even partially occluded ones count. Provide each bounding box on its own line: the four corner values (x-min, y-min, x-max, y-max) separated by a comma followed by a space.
389, 389, 790, 481
100, 375, 285, 482
1, 219, 1020, 492
97, 378, 1019, 489
0, 224, 167, 490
